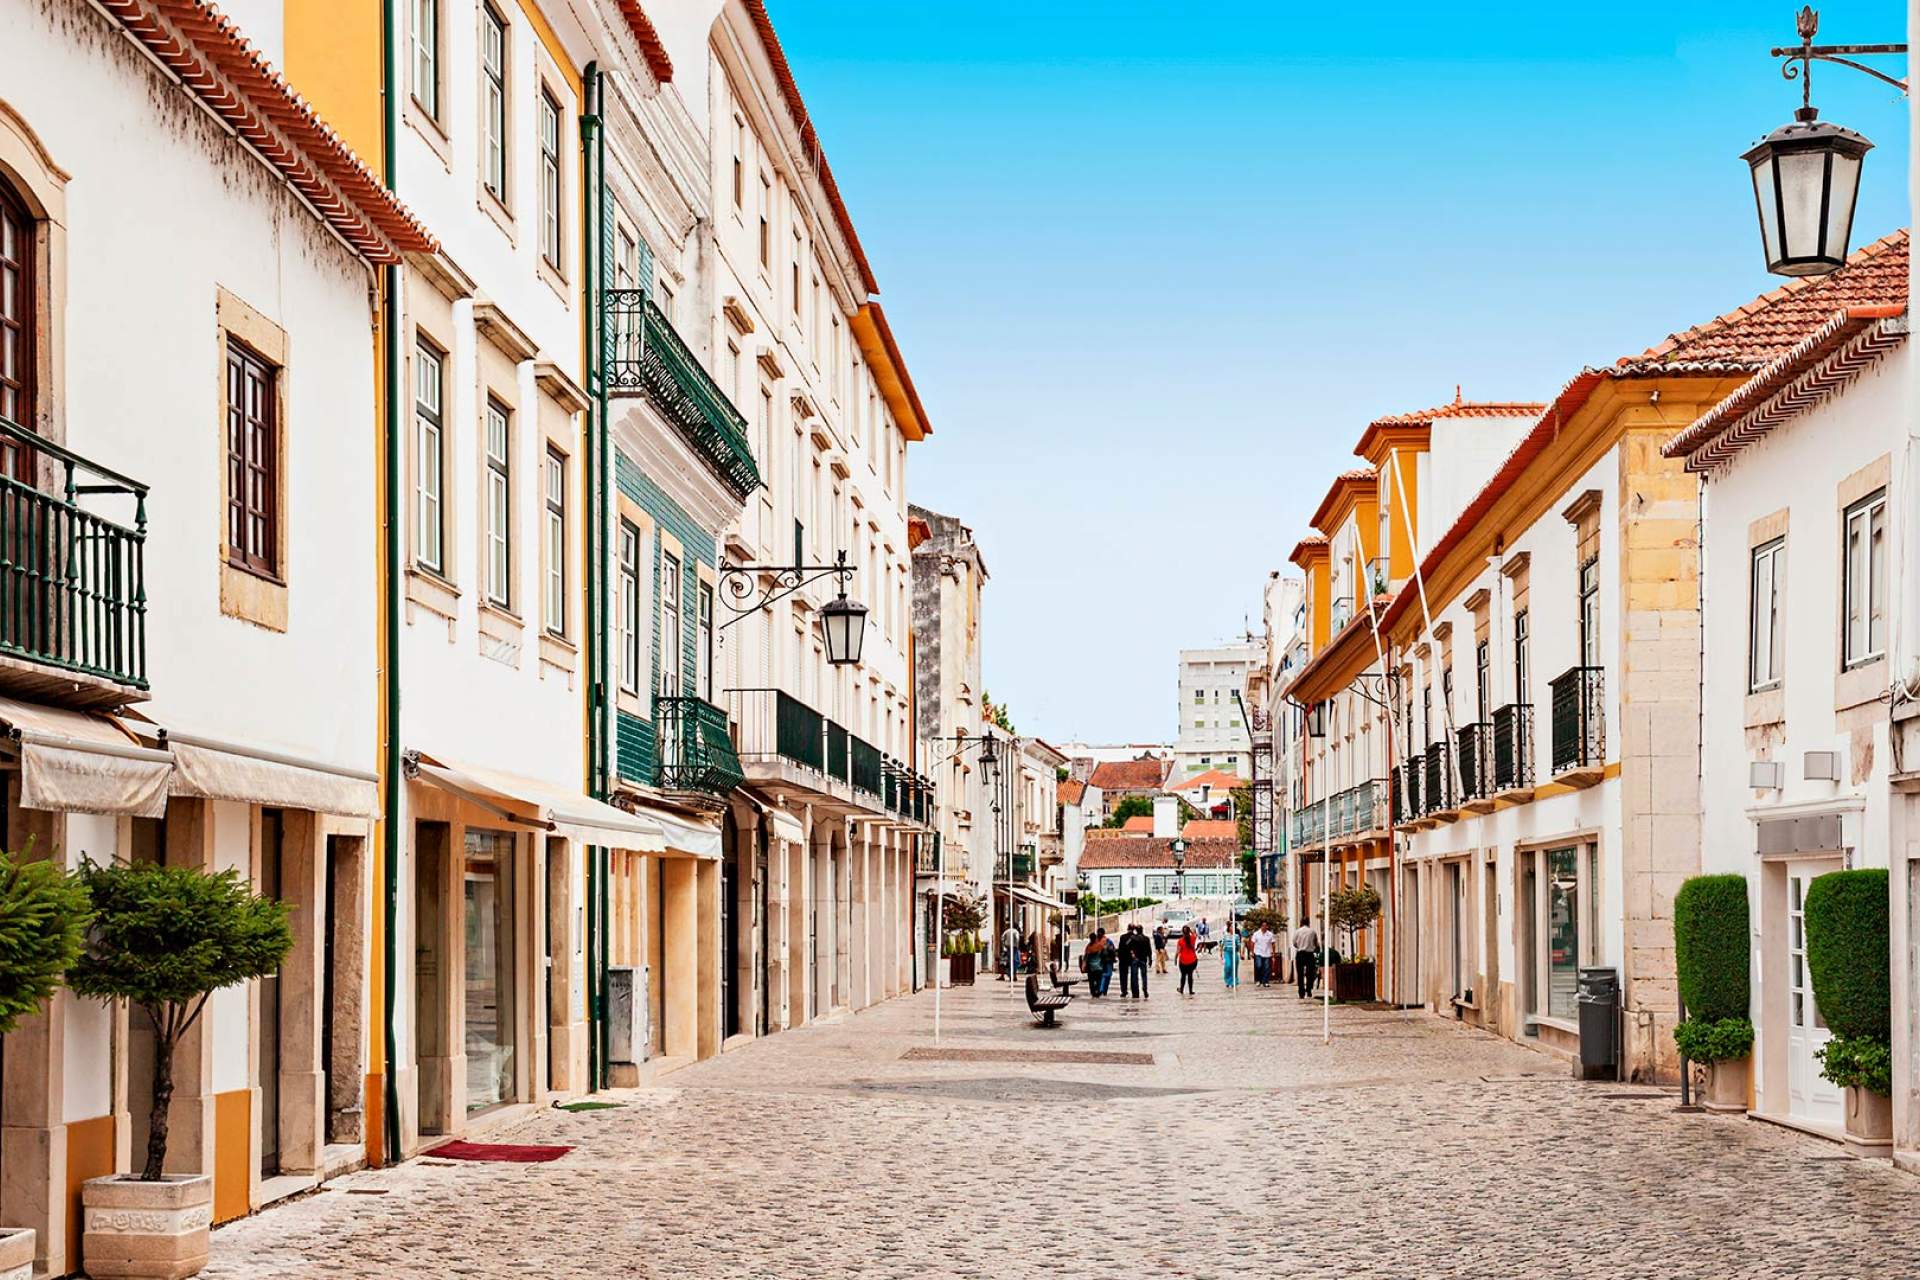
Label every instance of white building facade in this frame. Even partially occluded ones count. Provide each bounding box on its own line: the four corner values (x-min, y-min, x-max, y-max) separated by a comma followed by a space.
1175, 643, 1258, 779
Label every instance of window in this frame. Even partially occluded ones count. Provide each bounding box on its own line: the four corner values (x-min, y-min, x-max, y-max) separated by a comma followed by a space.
539, 90, 561, 268
225, 340, 277, 576
1843, 490, 1887, 667
618, 521, 640, 695
413, 342, 445, 571
1475, 639, 1490, 723
790, 231, 801, 318
1545, 845, 1580, 1021
792, 518, 804, 569
0, 178, 33, 438
484, 399, 511, 607
1099, 875, 1121, 897
730, 114, 745, 209
543, 448, 565, 635
1577, 556, 1600, 668
481, 6, 507, 201
412, 0, 439, 119
1513, 609, 1530, 703
698, 581, 714, 700
757, 174, 771, 268
1750, 538, 1785, 691
1193, 719, 1204, 729
660, 552, 682, 695
1194, 690, 1205, 704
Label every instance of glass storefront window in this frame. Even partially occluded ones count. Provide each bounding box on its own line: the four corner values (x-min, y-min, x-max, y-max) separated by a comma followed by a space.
464, 829, 517, 1113
1546, 846, 1578, 1021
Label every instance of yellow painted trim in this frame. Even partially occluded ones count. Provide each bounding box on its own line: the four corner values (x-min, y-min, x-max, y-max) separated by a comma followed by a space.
213, 1089, 251, 1224
1532, 781, 1577, 800
369, 269, 390, 1168
66, 1114, 116, 1272
1603, 760, 1622, 781
283, 0, 385, 170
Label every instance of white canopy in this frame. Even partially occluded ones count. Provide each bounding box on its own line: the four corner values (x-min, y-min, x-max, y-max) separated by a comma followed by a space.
146, 726, 380, 819
410, 752, 665, 852
0, 695, 172, 819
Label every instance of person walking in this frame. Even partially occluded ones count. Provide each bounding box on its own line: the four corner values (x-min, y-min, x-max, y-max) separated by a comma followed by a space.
1087, 928, 1114, 997
1152, 924, 1169, 974
1221, 922, 1239, 990
1115, 925, 1138, 998
1001, 922, 1022, 981
1291, 918, 1321, 999
1131, 925, 1151, 998
1176, 925, 1200, 996
1251, 920, 1277, 987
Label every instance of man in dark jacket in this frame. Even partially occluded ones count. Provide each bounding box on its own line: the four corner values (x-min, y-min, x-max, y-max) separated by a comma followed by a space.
1120, 924, 1152, 998
1152, 924, 1169, 974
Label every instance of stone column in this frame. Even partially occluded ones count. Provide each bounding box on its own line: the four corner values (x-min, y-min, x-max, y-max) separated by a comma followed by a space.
792, 815, 813, 1025
849, 828, 871, 1010
661, 858, 699, 1060
696, 856, 721, 1059
835, 823, 854, 1011
876, 835, 894, 1000
276, 810, 325, 1175
2, 804, 66, 1276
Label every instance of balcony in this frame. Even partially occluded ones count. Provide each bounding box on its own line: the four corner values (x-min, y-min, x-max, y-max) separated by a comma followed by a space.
728, 688, 921, 819
1456, 722, 1493, 810
0, 418, 148, 705
1292, 798, 1326, 849
604, 291, 761, 501
1549, 666, 1606, 783
653, 696, 746, 797
1398, 753, 1425, 822
1328, 779, 1385, 843
1491, 703, 1535, 797
1011, 849, 1035, 878
1422, 742, 1456, 820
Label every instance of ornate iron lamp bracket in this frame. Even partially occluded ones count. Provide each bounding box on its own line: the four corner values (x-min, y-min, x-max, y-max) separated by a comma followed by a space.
1774, 7, 1908, 104
716, 550, 854, 631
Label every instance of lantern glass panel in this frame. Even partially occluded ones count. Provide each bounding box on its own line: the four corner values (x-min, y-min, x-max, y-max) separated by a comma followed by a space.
1751, 157, 1782, 265
1824, 150, 1862, 262
1777, 149, 1830, 261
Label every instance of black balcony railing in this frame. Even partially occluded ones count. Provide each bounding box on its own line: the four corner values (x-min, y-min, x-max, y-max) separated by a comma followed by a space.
1424, 742, 1454, 814
654, 696, 746, 796
1549, 666, 1605, 775
1403, 752, 1425, 817
850, 735, 882, 796
1456, 722, 1492, 802
774, 690, 824, 771
1491, 702, 1534, 792
825, 719, 849, 784
603, 291, 761, 500
0, 417, 148, 691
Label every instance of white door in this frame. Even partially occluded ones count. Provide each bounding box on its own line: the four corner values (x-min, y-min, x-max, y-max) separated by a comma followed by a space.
1786, 861, 1843, 1129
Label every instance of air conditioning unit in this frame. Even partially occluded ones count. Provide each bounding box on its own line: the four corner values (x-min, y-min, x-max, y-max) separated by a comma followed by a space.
1749, 760, 1785, 791
1804, 751, 1840, 782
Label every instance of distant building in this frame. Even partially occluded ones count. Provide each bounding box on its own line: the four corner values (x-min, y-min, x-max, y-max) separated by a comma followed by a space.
1080, 837, 1244, 903
1086, 755, 1174, 820
1176, 643, 1259, 778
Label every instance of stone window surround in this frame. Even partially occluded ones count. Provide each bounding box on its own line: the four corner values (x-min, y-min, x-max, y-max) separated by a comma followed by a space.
405, 267, 464, 636
1834, 453, 1891, 714
474, 323, 524, 633
614, 496, 652, 717
215, 287, 290, 632
1745, 507, 1789, 729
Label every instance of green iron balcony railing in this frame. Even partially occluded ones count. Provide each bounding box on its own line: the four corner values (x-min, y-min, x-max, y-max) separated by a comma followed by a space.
850, 734, 882, 796
0, 417, 148, 691
1456, 722, 1492, 802
653, 696, 746, 796
1011, 849, 1034, 878
1492, 703, 1534, 792
773, 689, 824, 772
604, 291, 761, 501
1402, 752, 1425, 817
1549, 667, 1605, 775
825, 719, 849, 784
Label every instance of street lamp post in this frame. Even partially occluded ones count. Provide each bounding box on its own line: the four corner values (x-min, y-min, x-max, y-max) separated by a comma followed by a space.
1171, 837, 1187, 903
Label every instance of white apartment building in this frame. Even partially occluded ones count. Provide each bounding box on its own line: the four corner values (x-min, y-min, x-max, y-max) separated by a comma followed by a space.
1175, 642, 1258, 779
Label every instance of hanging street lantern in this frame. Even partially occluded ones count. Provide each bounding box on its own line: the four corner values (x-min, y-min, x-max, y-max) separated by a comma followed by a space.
820, 588, 868, 667
1744, 7, 1904, 277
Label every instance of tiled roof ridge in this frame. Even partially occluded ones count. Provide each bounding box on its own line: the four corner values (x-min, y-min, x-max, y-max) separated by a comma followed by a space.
1368, 400, 1547, 427
105, 0, 436, 264
613, 1, 675, 83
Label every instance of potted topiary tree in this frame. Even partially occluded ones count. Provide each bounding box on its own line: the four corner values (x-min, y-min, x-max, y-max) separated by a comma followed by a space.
942, 890, 985, 987
1804, 868, 1892, 1155
68, 860, 292, 1279
0, 844, 91, 1277
1671, 874, 1754, 1112
1327, 883, 1382, 1003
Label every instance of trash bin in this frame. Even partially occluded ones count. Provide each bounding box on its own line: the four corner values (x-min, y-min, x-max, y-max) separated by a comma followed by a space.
1576, 967, 1620, 1081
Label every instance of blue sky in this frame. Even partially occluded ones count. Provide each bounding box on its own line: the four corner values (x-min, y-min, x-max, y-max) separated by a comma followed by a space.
770, 1, 1911, 746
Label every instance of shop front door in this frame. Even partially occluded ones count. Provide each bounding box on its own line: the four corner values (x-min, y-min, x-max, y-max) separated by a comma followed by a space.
1786, 859, 1843, 1129
464, 830, 518, 1115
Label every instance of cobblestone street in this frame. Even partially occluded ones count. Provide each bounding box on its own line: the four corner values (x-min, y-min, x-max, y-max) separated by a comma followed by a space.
206, 978, 1920, 1279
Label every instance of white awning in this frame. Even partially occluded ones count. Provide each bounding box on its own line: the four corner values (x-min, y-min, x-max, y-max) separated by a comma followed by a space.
0, 695, 172, 818
156, 730, 379, 819
1002, 884, 1070, 912
763, 808, 805, 846
650, 808, 721, 860
409, 752, 665, 852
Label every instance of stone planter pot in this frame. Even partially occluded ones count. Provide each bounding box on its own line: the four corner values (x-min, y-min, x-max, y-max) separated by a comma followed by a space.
1843, 1085, 1894, 1157
0, 1227, 35, 1280
1701, 1055, 1749, 1113
81, 1174, 212, 1279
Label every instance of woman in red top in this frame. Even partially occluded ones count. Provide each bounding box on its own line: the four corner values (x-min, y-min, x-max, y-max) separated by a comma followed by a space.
1176, 925, 1200, 996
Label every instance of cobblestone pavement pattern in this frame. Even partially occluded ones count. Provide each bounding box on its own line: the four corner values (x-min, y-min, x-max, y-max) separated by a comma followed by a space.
203, 975, 1920, 1278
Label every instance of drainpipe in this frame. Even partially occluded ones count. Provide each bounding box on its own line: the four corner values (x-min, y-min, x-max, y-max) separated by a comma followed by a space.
580, 64, 612, 1091
379, 0, 404, 1167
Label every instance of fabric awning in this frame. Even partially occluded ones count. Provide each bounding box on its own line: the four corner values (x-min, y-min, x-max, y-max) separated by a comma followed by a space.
409, 752, 665, 852
151, 729, 379, 819
648, 808, 721, 861
0, 695, 172, 818
1002, 884, 1070, 912
763, 808, 805, 846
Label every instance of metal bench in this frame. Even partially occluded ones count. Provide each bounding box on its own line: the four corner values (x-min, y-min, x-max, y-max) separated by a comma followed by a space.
1025, 974, 1071, 1027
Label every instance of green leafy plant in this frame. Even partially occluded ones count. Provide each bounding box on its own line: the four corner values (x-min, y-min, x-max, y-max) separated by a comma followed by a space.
1239, 905, 1288, 936
1817, 1034, 1893, 1096
1674, 874, 1750, 1024
1328, 883, 1382, 959
1673, 1016, 1754, 1064
0, 842, 91, 1034
68, 861, 293, 1180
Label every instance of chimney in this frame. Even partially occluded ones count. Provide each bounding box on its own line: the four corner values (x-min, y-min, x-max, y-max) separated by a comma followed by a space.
1152, 794, 1179, 839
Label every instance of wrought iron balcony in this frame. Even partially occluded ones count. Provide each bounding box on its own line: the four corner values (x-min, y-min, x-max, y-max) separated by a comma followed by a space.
1549, 666, 1606, 775
604, 291, 761, 501
1424, 742, 1455, 814
0, 417, 148, 695
654, 696, 745, 796
825, 718, 849, 785
1344, 778, 1386, 834
1456, 722, 1492, 803
1491, 702, 1534, 792
850, 734, 882, 797
1011, 849, 1034, 878
1401, 752, 1425, 818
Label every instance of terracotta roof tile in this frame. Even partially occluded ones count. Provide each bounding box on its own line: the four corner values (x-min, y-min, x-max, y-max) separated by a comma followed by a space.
1625, 230, 1908, 373
1173, 769, 1244, 793
1088, 758, 1170, 792
1079, 837, 1241, 871
1367, 398, 1546, 427
1180, 819, 1238, 840
613, 1, 674, 83
1058, 779, 1086, 806
1121, 815, 1154, 833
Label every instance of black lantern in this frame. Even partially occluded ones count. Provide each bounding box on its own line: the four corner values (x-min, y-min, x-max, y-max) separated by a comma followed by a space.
978, 733, 998, 769
1171, 837, 1187, 898
1306, 702, 1327, 739
1743, 111, 1872, 276
820, 589, 868, 667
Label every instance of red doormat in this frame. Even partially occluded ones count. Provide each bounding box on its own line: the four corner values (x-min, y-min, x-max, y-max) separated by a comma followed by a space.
427, 1140, 573, 1163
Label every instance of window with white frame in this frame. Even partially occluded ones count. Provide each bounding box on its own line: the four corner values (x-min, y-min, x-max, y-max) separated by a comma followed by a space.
697, 580, 714, 701
1750, 537, 1784, 691
660, 552, 682, 695
618, 520, 640, 695
539, 90, 561, 267
1843, 490, 1886, 668
481, 6, 508, 201
412, 0, 440, 119
484, 399, 511, 607
414, 340, 444, 572
543, 447, 566, 635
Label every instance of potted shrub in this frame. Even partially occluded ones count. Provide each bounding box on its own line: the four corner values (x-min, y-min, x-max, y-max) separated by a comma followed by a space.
68, 861, 292, 1279
1327, 883, 1381, 1003
1805, 868, 1892, 1155
1671, 874, 1753, 1111
0, 844, 91, 1275
942, 891, 985, 987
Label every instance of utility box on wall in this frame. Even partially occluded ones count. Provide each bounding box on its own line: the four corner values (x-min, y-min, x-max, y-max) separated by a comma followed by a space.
607, 964, 651, 1087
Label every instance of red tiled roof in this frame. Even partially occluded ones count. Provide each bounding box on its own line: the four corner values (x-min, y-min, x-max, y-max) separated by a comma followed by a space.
1181, 819, 1238, 840
1173, 769, 1243, 793
1058, 779, 1086, 806
1367, 397, 1546, 426
1088, 758, 1170, 793
1121, 815, 1154, 833
744, 1, 880, 296
101, 0, 435, 265
613, 1, 674, 83
1625, 230, 1909, 374
1079, 837, 1241, 871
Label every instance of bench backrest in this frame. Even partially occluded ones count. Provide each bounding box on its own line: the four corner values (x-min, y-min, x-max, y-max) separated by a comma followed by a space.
1024, 973, 1041, 1009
